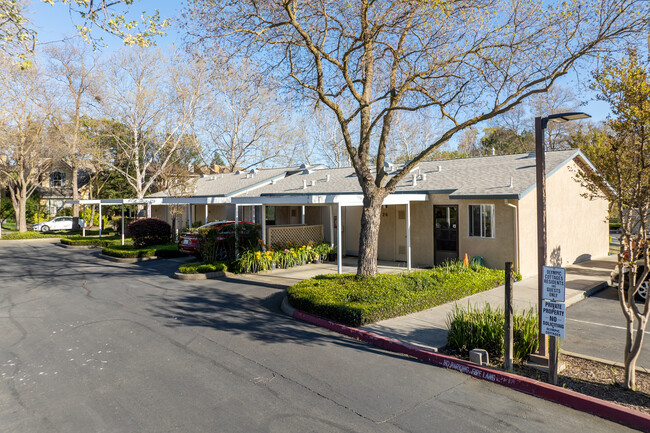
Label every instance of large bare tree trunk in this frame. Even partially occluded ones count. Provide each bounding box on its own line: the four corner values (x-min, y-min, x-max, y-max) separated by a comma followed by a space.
357, 191, 385, 277
8, 183, 28, 232
72, 161, 79, 218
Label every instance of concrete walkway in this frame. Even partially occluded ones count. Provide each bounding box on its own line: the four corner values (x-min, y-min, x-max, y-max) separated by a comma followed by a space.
362, 256, 616, 351
233, 255, 617, 352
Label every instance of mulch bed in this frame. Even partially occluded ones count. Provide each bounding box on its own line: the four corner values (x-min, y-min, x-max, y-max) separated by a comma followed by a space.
514, 354, 650, 415
443, 349, 650, 415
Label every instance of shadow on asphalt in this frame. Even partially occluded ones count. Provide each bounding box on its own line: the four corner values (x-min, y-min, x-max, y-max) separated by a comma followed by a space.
140, 275, 420, 362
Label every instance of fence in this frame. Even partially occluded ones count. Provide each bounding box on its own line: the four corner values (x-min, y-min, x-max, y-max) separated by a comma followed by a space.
267, 224, 324, 247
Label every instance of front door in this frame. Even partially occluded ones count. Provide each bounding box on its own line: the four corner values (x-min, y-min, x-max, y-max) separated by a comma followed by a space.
434, 205, 459, 265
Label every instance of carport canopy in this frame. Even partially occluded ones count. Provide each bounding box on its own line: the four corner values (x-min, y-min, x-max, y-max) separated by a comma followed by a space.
232, 193, 428, 274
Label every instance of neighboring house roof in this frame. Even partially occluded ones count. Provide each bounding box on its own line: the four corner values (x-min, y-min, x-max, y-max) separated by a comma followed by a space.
246, 149, 592, 200
148, 166, 324, 199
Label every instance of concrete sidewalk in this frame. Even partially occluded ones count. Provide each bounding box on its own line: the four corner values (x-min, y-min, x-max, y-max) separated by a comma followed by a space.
361, 255, 617, 351
233, 255, 616, 352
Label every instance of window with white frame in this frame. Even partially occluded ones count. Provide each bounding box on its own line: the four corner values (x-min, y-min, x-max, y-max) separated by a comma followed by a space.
50, 171, 66, 187
468, 204, 494, 238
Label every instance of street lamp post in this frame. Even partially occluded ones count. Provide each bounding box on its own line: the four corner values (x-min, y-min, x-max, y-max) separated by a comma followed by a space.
529, 112, 590, 381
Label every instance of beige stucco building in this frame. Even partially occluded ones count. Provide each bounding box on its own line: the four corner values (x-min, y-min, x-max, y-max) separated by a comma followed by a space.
233, 150, 609, 276
82, 150, 608, 277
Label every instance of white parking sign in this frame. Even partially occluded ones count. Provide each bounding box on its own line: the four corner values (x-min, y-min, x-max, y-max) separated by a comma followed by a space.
542, 266, 566, 302
541, 300, 565, 338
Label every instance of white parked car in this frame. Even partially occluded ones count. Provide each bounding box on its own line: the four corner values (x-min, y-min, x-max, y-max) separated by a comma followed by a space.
32, 216, 75, 232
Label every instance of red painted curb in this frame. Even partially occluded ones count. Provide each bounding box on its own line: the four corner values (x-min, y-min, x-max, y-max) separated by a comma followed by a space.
293, 309, 650, 432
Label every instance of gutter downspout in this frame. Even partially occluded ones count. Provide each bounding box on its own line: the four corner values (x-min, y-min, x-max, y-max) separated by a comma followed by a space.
505, 199, 519, 273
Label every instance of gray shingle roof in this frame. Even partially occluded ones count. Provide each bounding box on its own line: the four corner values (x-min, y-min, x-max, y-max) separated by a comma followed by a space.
148, 167, 306, 198
251, 150, 585, 199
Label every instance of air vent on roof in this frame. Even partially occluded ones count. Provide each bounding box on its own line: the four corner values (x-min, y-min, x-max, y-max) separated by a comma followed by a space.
325, 174, 330, 182
236, 170, 243, 175
249, 168, 258, 175
311, 180, 316, 187
508, 176, 514, 188
303, 180, 307, 189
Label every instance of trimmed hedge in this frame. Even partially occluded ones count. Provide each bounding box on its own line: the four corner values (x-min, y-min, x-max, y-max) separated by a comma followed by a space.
60, 235, 123, 247
178, 261, 228, 274
128, 218, 171, 248
102, 242, 184, 258
286, 263, 511, 327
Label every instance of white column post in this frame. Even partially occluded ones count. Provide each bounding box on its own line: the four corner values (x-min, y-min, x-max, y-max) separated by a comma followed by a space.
406, 201, 411, 271
262, 204, 267, 247
301, 205, 305, 225
121, 203, 125, 246
82, 204, 86, 237
188, 204, 193, 228
235, 204, 240, 260
204, 204, 208, 225
329, 205, 335, 247
337, 202, 342, 274
98, 204, 102, 238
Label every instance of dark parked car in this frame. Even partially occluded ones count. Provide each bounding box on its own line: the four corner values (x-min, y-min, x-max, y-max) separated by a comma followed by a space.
178, 221, 255, 255
609, 262, 649, 302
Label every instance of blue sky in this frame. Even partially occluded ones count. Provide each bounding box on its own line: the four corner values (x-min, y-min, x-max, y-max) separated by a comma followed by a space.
27, 0, 613, 129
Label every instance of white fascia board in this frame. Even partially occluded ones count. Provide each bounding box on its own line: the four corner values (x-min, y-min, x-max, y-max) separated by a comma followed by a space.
65, 199, 102, 205
123, 198, 162, 205
155, 197, 230, 205
232, 193, 428, 207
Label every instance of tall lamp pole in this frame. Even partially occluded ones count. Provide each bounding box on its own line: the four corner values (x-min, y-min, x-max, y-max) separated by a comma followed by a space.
530, 112, 590, 371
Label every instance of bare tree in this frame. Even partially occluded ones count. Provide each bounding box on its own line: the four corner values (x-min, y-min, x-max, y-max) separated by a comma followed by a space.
528, 86, 582, 150
0, 59, 57, 231
99, 46, 207, 199
309, 106, 350, 168
199, 58, 296, 171
184, 0, 649, 276
42, 40, 101, 221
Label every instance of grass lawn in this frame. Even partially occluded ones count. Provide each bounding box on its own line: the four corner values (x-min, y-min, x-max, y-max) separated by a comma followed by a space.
0, 231, 62, 240
287, 262, 514, 327
1, 221, 17, 231
102, 242, 185, 259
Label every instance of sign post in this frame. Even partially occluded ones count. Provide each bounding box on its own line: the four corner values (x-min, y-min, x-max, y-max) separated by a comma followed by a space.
541, 265, 566, 384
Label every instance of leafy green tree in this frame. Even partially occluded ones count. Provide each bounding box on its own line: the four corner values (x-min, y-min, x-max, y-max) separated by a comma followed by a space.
572, 52, 650, 390
480, 127, 535, 155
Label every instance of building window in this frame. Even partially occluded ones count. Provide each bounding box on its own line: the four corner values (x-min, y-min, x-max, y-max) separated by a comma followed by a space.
50, 171, 66, 187
469, 204, 494, 238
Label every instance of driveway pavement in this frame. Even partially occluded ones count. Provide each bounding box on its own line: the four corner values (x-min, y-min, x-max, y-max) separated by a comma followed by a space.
0, 241, 632, 432
563, 285, 650, 370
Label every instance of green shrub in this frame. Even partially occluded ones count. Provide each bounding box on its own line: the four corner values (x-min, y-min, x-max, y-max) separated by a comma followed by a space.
199, 222, 261, 262
60, 235, 123, 247
287, 263, 508, 326
128, 218, 171, 248
446, 304, 539, 361
178, 261, 227, 274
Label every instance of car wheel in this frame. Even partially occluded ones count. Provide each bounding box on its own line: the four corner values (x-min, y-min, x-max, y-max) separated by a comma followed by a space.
41, 225, 49, 232
636, 281, 648, 302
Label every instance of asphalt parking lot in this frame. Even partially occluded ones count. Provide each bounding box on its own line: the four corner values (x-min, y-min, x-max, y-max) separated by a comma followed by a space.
564, 284, 650, 370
